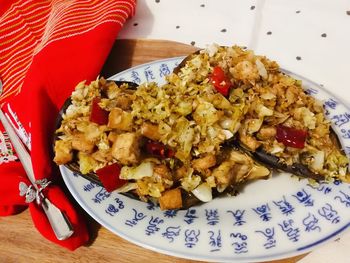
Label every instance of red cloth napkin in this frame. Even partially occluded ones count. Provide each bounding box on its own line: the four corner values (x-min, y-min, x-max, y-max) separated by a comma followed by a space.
0, 0, 136, 250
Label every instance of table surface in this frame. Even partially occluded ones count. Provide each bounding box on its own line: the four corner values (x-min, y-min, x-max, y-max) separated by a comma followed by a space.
0, 39, 307, 263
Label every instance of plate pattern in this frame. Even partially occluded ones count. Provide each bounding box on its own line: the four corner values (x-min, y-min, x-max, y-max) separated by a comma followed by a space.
60, 57, 350, 262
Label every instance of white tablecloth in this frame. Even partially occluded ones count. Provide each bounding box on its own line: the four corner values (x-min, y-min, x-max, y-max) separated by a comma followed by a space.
119, 1, 350, 262
119, 0, 350, 107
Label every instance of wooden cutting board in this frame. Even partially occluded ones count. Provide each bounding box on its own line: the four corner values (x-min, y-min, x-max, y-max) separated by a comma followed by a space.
0, 39, 306, 263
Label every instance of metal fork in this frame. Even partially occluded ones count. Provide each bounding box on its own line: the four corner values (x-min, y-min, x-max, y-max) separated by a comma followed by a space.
0, 80, 74, 240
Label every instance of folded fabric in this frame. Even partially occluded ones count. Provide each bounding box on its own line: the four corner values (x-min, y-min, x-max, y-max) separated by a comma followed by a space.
0, 0, 136, 250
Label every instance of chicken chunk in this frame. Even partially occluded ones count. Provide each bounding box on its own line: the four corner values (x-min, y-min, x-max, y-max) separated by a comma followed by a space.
71, 133, 95, 153
192, 154, 216, 171
111, 132, 140, 165
159, 188, 183, 210
108, 107, 133, 131
140, 122, 161, 141
54, 140, 73, 165
153, 164, 172, 181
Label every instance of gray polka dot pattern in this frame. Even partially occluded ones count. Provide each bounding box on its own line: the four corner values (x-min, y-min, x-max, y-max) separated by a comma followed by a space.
118, 0, 350, 105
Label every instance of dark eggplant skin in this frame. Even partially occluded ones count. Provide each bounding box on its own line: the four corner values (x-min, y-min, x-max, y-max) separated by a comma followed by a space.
223, 137, 323, 181
223, 127, 350, 182
251, 147, 321, 181
249, 125, 348, 181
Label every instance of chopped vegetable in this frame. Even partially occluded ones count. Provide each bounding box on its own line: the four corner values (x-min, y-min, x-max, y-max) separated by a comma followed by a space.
276, 125, 308, 149
96, 163, 126, 192
145, 140, 174, 158
191, 182, 212, 202
90, 97, 109, 125
209, 66, 232, 96
120, 161, 154, 180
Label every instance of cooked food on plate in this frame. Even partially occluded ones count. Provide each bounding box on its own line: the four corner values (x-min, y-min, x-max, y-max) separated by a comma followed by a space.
53, 44, 350, 210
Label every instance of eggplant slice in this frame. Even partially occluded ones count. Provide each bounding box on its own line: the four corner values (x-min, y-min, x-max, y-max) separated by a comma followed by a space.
54, 46, 349, 211
53, 77, 271, 210
174, 46, 349, 183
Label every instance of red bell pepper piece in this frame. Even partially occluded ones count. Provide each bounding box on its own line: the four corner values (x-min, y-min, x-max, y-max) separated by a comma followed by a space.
96, 163, 126, 192
276, 125, 308, 149
209, 66, 232, 96
90, 97, 109, 125
145, 140, 174, 158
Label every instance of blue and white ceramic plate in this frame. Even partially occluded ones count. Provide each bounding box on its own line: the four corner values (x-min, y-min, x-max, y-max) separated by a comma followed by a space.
59, 57, 350, 262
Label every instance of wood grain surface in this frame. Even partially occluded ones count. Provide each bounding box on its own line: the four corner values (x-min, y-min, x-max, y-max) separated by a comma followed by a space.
0, 39, 307, 263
